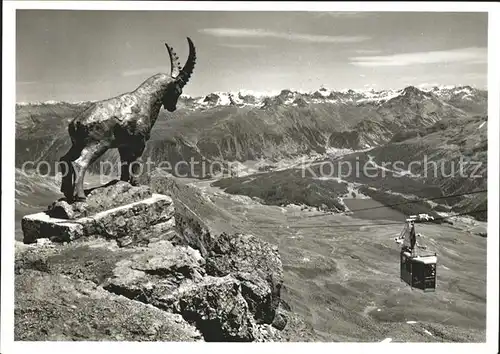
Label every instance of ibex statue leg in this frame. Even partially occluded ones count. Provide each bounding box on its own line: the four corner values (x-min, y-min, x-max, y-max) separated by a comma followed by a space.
118, 147, 131, 183
59, 144, 83, 201
129, 155, 144, 186
73, 141, 111, 201
119, 142, 145, 186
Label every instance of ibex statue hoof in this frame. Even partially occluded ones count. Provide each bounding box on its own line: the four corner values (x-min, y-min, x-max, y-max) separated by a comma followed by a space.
59, 38, 197, 203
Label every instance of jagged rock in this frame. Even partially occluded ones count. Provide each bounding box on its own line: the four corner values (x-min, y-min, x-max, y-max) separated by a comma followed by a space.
22, 214, 85, 244
15, 242, 54, 276
15, 239, 262, 341
175, 211, 283, 325
15, 239, 136, 286
174, 208, 214, 256
36, 238, 54, 247
235, 271, 273, 324
46, 180, 152, 219
238, 92, 257, 104
15, 270, 202, 341
279, 299, 292, 312
293, 97, 308, 107
334, 197, 350, 212
204, 233, 283, 323
46, 200, 79, 219
254, 323, 283, 342
130, 241, 205, 278
272, 311, 288, 331
203, 93, 220, 105
103, 242, 258, 341
158, 276, 256, 342
199, 234, 282, 324
103, 240, 207, 302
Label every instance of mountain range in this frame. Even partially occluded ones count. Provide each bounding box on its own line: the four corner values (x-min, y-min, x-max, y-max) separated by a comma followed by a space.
17, 84, 486, 111
16, 84, 488, 220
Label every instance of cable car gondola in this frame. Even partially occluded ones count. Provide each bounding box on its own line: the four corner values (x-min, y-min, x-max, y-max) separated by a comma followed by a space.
395, 218, 437, 292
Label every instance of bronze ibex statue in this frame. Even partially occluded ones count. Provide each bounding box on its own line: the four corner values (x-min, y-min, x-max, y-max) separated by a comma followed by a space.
59, 37, 196, 202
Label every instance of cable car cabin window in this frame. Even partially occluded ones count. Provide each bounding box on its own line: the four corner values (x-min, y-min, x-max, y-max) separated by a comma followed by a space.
405, 259, 412, 272
400, 251, 413, 286
425, 264, 436, 277
412, 262, 424, 290
423, 263, 437, 291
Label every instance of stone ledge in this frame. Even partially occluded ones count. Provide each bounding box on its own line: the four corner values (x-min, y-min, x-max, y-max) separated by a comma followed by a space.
22, 194, 174, 246
47, 180, 153, 219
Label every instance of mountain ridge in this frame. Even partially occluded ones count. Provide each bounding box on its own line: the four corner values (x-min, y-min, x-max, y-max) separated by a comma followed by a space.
16, 84, 487, 179
16, 84, 487, 111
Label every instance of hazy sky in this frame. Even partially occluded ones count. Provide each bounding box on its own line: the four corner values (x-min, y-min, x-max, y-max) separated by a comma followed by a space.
16, 10, 488, 102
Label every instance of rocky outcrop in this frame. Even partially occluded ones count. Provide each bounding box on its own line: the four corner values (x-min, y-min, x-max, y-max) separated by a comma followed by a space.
157, 276, 256, 341
15, 268, 203, 341
204, 233, 283, 324
16, 180, 287, 342
174, 211, 284, 325
203, 93, 220, 105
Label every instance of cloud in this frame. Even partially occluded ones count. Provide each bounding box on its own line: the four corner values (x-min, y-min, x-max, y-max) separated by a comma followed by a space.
311, 12, 371, 19
349, 47, 487, 67
122, 66, 167, 77
416, 82, 441, 89
463, 72, 486, 79
467, 60, 488, 65
400, 76, 418, 81
218, 43, 266, 49
17, 81, 38, 85
199, 28, 369, 43
355, 49, 382, 54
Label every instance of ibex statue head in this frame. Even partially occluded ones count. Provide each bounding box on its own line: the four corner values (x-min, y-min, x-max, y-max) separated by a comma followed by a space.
161, 37, 196, 112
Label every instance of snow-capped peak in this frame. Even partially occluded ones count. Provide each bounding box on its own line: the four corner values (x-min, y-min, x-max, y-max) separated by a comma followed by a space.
16, 100, 95, 107
425, 85, 483, 101
17, 84, 485, 110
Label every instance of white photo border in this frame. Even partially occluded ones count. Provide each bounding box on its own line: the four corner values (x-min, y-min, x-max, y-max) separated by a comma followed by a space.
2, 2, 499, 354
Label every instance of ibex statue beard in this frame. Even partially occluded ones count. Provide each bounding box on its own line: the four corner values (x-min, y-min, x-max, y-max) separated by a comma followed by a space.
59, 37, 196, 203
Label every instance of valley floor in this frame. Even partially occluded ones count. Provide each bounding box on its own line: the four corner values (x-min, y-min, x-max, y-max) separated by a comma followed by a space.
15, 172, 487, 342
187, 178, 487, 342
